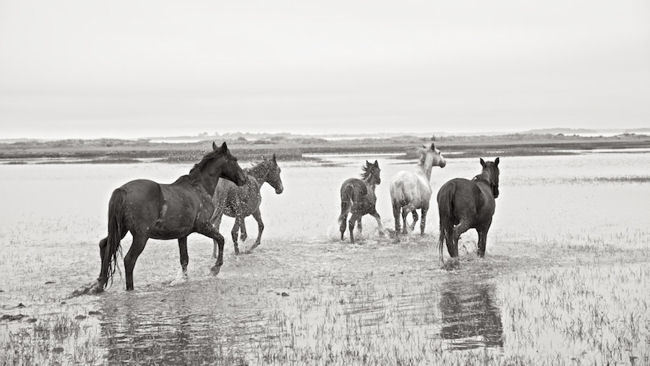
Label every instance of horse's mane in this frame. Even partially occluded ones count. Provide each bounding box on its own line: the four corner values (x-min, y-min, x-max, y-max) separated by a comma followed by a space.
361, 164, 375, 180
473, 170, 497, 189
246, 159, 273, 179
186, 150, 224, 182
417, 148, 430, 167
473, 174, 490, 185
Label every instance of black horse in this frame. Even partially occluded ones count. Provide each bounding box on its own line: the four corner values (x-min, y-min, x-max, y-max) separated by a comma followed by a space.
437, 158, 500, 262
93, 142, 247, 292
338, 160, 385, 243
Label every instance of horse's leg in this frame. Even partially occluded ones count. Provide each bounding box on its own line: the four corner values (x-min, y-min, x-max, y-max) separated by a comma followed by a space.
392, 201, 401, 234
438, 223, 445, 264
200, 224, 226, 275
339, 212, 348, 241
420, 207, 428, 236
339, 203, 350, 241
410, 210, 419, 232
178, 236, 189, 278
213, 232, 226, 275
370, 208, 385, 236
124, 233, 148, 291
445, 225, 455, 258
357, 217, 362, 235
476, 229, 486, 257
211, 208, 224, 259
96, 225, 128, 289
240, 217, 248, 242
348, 212, 360, 243
477, 220, 492, 257
251, 209, 264, 249
98, 237, 107, 281
401, 208, 409, 234
452, 219, 471, 257
231, 219, 241, 255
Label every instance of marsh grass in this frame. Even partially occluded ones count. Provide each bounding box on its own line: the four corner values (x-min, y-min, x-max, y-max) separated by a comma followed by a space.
0, 314, 103, 365
498, 263, 649, 365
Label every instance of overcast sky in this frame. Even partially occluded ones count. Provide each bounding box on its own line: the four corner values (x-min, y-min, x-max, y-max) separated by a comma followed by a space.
0, 0, 648, 138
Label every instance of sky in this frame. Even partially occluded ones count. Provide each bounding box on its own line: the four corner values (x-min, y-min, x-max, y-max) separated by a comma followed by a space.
0, 0, 649, 139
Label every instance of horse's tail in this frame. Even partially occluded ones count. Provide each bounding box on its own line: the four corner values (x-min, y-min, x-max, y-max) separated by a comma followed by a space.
102, 188, 126, 288
437, 182, 456, 260
338, 183, 354, 225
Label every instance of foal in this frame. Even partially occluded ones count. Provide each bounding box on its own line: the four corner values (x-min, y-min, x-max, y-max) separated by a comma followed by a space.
338, 160, 384, 243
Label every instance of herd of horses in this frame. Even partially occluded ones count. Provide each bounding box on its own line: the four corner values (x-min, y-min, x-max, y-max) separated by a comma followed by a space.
91, 141, 499, 293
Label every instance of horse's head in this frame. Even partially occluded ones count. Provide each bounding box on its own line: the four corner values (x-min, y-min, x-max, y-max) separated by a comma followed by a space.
421, 143, 446, 169
265, 154, 284, 194
479, 157, 500, 198
209, 141, 247, 187
362, 160, 381, 185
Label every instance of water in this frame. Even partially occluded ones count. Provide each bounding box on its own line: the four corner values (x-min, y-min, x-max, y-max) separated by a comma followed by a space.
0, 150, 648, 364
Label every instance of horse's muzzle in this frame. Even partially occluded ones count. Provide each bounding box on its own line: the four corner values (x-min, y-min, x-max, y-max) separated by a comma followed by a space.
275, 184, 284, 194
439, 160, 447, 168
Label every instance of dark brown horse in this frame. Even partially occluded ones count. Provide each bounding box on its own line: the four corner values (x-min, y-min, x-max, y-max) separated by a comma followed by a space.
92, 142, 247, 292
437, 158, 500, 262
211, 154, 284, 255
338, 160, 385, 243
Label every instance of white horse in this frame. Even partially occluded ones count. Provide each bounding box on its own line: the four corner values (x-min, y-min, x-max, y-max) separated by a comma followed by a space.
389, 143, 446, 236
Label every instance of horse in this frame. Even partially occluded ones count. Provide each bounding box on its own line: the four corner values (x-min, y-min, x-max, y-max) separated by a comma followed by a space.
437, 157, 500, 263
211, 154, 284, 256
389, 143, 446, 237
92, 142, 247, 292
338, 160, 385, 243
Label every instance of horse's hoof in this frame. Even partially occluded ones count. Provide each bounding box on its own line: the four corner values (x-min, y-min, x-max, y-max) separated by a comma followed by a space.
441, 258, 460, 271
210, 266, 221, 276
170, 275, 188, 286
86, 281, 104, 295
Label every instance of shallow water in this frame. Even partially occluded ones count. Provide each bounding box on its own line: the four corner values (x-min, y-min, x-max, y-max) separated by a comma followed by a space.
0, 151, 649, 364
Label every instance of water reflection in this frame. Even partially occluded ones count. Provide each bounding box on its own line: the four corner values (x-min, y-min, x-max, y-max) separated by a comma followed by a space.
98, 286, 257, 365
439, 280, 503, 350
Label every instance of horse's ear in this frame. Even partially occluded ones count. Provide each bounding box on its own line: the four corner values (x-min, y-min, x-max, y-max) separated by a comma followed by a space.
220, 142, 229, 153
374, 160, 379, 167
365, 160, 370, 166
272, 153, 277, 163
430, 142, 435, 150
495, 157, 500, 166
480, 158, 486, 168
212, 141, 218, 151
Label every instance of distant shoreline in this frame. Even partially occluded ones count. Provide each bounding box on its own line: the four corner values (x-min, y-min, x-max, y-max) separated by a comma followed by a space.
1, 133, 649, 165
